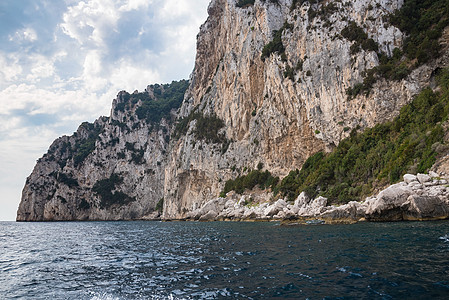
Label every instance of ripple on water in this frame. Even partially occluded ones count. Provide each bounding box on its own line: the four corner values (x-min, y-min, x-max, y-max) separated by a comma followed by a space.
439, 234, 449, 242
1, 221, 449, 299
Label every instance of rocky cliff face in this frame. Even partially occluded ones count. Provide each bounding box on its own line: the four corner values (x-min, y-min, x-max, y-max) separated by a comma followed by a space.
162, 0, 448, 219
17, 83, 181, 221
17, 0, 449, 221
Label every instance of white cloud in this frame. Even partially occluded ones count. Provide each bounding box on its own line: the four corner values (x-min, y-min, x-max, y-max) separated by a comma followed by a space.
119, 0, 150, 12
0, 115, 21, 133
0, 0, 211, 220
0, 54, 23, 83
158, 0, 192, 20
81, 50, 109, 91
60, 0, 119, 47
0, 83, 111, 118
26, 55, 56, 81
8, 27, 38, 43
109, 57, 161, 91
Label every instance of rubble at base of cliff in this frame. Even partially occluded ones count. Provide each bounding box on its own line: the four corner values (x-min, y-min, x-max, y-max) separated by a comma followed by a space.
182, 172, 449, 224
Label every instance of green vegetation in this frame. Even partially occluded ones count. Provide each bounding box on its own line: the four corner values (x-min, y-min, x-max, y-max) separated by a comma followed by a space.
194, 114, 227, 144
155, 198, 164, 213
92, 174, 135, 208
236, 0, 255, 7
389, 0, 449, 65
261, 21, 293, 61
73, 122, 102, 167
275, 69, 449, 203
284, 65, 294, 80
130, 148, 145, 164
115, 80, 189, 124
221, 169, 279, 196
221, 69, 449, 204
290, 0, 322, 11
308, 1, 339, 20
123, 141, 147, 164
174, 112, 230, 152
341, 21, 378, 55
78, 199, 90, 210
261, 28, 284, 61
347, 0, 449, 98
57, 195, 67, 204
57, 173, 79, 188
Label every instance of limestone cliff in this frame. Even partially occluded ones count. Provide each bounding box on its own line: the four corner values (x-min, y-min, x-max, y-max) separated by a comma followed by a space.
162, 0, 448, 219
17, 0, 449, 221
17, 82, 186, 221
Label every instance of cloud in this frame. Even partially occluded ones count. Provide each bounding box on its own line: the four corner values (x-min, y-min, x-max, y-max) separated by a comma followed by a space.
26, 54, 56, 81
8, 27, 38, 42
119, 0, 150, 12
0, 54, 22, 83
0, 83, 114, 118
60, 0, 119, 47
109, 57, 161, 91
81, 50, 109, 91
0, 0, 211, 220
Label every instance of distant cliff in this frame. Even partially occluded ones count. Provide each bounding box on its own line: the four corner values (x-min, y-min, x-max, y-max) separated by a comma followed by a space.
18, 0, 449, 221
17, 81, 188, 221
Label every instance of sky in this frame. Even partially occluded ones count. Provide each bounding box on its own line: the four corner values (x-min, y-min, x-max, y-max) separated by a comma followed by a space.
0, 0, 211, 221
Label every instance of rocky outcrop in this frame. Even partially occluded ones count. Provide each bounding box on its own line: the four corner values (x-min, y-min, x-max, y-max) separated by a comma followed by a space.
184, 173, 449, 223
17, 85, 180, 221
17, 0, 449, 221
364, 174, 449, 221
162, 0, 449, 219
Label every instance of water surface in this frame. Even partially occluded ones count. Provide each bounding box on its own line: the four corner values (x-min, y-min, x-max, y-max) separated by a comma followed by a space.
1, 221, 448, 299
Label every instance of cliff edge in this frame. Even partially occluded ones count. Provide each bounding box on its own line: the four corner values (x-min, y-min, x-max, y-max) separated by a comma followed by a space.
17, 0, 449, 221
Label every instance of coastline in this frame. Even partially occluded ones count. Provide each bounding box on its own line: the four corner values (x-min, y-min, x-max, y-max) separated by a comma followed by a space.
15, 172, 449, 224
179, 172, 449, 225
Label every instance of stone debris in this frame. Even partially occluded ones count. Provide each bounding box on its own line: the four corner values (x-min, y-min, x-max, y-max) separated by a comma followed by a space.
187, 173, 449, 223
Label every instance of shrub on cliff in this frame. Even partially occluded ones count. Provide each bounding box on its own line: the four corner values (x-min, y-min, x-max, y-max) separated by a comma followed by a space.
155, 198, 164, 213
73, 122, 102, 167
276, 68, 449, 203
223, 69, 449, 204
173, 112, 230, 152
221, 169, 279, 195
57, 173, 79, 188
93, 174, 135, 208
347, 0, 449, 97
236, 0, 255, 7
389, 0, 449, 65
261, 21, 293, 61
261, 29, 285, 61
136, 80, 188, 123
113, 80, 189, 124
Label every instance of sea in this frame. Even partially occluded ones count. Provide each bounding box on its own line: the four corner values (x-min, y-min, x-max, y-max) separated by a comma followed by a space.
1, 220, 448, 299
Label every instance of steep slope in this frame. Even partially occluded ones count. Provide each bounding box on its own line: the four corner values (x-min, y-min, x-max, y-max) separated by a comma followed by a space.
17, 0, 449, 221
162, 0, 449, 219
17, 81, 188, 221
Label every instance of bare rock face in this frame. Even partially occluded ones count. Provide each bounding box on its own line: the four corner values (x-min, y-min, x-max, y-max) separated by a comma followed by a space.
17, 0, 449, 221
17, 85, 178, 221
162, 0, 446, 219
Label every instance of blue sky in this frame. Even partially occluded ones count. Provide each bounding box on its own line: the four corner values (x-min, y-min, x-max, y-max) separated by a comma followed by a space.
0, 0, 210, 220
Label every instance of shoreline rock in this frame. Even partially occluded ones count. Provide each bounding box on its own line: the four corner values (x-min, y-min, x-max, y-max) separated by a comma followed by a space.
183, 173, 449, 224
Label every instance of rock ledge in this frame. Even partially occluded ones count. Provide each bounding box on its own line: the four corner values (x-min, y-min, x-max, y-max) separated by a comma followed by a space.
184, 173, 449, 224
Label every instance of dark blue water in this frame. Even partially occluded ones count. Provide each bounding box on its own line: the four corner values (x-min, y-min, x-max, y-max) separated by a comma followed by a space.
1, 221, 449, 299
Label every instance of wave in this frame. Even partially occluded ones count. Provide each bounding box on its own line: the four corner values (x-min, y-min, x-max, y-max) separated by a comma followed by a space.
439, 235, 449, 243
